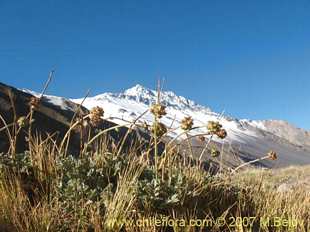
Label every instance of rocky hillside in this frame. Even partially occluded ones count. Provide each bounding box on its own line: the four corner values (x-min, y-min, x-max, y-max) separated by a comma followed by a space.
0, 82, 157, 156
258, 120, 310, 148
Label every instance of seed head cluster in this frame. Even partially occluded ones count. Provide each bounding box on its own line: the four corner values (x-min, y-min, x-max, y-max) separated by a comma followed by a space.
207, 121, 227, 139
17, 116, 27, 128
267, 150, 277, 160
210, 146, 220, 157
151, 122, 167, 138
198, 135, 206, 142
181, 116, 194, 131
207, 121, 222, 133
90, 106, 104, 127
150, 104, 167, 118
216, 129, 227, 139
29, 97, 40, 109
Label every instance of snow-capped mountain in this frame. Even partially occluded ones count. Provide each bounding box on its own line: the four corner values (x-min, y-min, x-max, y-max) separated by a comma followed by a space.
71, 84, 310, 168
24, 84, 310, 168
73, 85, 261, 145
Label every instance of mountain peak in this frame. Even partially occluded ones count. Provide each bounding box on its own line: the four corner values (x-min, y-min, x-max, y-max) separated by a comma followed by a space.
124, 84, 153, 96
75, 84, 212, 115
120, 84, 213, 113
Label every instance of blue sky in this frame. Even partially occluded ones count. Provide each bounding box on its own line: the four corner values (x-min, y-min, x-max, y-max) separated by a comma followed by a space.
1, 0, 310, 128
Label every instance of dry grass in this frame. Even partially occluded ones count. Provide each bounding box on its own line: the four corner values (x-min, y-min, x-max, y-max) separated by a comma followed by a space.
231, 166, 310, 232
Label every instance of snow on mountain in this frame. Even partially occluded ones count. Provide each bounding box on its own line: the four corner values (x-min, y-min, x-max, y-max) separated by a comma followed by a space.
22, 89, 75, 111
71, 84, 310, 168
23, 84, 310, 168
72, 85, 253, 142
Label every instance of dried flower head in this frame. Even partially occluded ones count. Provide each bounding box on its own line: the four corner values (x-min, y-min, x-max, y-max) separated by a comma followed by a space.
29, 97, 40, 109
151, 122, 167, 138
198, 135, 206, 142
267, 150, 277, 160
216, 128, 227, 139
210, 147, 220, 157
181, 116, 194, 131
207, 121, 222, 134
17, 116, 27, 128
90, 106, 104, 127
150, 103, 166, 118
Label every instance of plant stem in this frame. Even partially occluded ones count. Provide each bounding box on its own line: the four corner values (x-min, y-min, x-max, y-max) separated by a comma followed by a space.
154, 116, 158, 180
233, 155, 270, 172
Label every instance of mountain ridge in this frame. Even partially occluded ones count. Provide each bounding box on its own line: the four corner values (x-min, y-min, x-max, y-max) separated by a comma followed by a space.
22, 84, 310, 168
